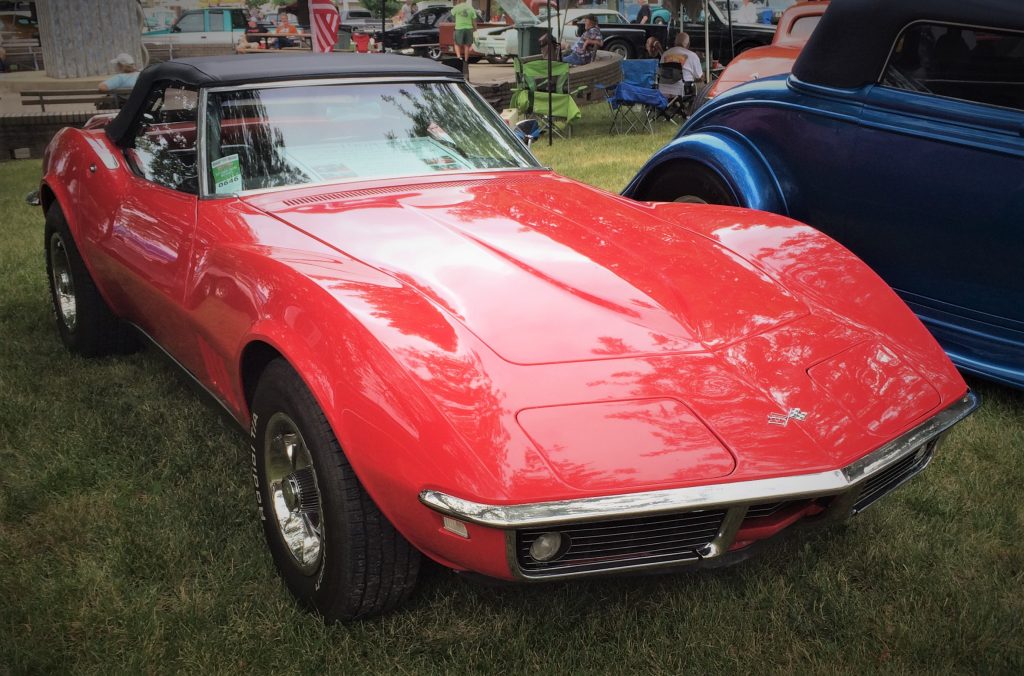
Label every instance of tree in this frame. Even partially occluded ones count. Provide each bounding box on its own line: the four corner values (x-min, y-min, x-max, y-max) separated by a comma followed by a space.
35, 0, 143, 79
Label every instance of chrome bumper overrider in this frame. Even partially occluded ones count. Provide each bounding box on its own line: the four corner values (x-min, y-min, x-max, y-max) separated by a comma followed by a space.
419, 392, 978, 579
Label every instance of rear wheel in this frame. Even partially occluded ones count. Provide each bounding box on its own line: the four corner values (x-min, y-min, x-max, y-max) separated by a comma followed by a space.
486, 54, 510, 64
44, 204, 137, 356
251, 359, 420, 621
691, 81, 714, 113
637, 161, 738, 205
427, 45, 442, 60
605, 39, 633, 60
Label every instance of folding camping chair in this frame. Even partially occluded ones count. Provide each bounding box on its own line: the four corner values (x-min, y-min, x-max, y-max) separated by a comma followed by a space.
656, 62, 696, 124
510, 58, 586, 138
603, 59, 667, 134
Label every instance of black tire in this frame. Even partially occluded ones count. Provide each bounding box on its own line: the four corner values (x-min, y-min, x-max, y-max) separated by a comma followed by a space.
486, 54, 510, 64
690, 80, 713, 114
44, 204, 137, 357
605, 40, 633, 60
251, 360, 420, 621
636, 160, 738, 205
427, 45, 442, 60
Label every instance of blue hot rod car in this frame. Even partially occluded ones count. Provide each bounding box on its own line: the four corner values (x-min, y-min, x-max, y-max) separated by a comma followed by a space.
624, 0, 1024, 389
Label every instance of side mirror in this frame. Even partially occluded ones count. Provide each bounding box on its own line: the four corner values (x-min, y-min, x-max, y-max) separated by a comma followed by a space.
172, 25, 182, 33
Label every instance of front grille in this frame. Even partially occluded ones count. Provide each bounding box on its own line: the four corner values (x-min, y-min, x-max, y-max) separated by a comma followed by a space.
515, 509, 726, 577
853, 441, 935, 513
746, 502, 786, 518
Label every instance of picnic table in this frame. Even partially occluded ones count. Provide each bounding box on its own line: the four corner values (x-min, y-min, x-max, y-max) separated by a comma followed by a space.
238, 31, 315, 52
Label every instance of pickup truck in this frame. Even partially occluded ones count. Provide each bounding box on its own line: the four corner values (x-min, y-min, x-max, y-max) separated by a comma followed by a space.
144, 8, 252, 45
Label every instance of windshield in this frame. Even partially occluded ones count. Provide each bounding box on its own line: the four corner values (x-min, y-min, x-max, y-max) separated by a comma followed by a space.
203, 81, 538, 195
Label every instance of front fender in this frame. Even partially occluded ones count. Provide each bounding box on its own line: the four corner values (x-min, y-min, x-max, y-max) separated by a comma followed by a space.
623, 130, 789, 215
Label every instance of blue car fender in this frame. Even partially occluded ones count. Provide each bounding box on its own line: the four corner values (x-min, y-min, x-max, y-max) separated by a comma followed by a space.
623, 129, 788, 215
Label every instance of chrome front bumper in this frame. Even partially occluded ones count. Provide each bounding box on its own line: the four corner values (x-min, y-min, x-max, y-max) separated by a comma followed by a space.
420, 392, 978, 579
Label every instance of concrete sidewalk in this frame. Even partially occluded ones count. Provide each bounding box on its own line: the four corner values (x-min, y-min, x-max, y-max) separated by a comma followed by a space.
0, 60, 515, 114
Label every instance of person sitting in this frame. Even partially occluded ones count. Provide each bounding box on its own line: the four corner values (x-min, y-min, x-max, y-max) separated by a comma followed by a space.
661, 31, 703, 87
274, 12, 299, 48
645, 36, 663, 59
563, 14, 602, 66
236, 18, 267, 52
98, 53, 140, 93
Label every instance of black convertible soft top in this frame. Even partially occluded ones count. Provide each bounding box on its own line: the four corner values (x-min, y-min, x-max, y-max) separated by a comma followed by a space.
793, 0, 1024, 89
106, 53, 461, 145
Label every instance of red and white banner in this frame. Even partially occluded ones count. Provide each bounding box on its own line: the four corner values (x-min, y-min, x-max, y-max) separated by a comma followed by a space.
310, 0, 340, 53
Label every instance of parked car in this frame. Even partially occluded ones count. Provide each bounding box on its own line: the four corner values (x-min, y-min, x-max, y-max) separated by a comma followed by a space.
373, 5, 450, 56
338, 6, 378, 30
144, 7, 250, 45
143, 8, 176, 32
475, 8, 664, 60
37, 53, 976, 621
703, 1, 828, 102
0, 10, 37, 40
624, 0, 1024, 389
624, 2, 672, 24
680, 0, 776, 64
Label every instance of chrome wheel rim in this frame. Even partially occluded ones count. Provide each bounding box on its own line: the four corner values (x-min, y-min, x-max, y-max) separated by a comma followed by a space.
264, 412, 323, 575
49, 232, 77, 331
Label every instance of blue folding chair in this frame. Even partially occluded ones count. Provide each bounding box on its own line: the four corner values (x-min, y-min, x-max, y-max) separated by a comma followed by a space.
604, 59, 667, 134
514, 119, 543, 146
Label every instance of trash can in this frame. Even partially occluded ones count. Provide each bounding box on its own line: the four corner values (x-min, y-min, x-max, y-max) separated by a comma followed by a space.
352, 32, 370, 53
518, 24, 545, 58
337, 30, 352, 50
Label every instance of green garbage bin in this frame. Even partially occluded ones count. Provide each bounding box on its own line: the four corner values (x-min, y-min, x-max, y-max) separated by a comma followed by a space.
518, 25, 545, 58
336, 30, 352, 51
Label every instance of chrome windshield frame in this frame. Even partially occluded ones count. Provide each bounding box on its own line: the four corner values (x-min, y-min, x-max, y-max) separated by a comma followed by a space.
197, 76, 540, 200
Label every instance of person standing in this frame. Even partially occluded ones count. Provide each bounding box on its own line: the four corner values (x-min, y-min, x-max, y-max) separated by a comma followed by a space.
734, 0, 760, 24
451, 0, 477, 62
394, 0, 414, 25
634, 0, 652, 25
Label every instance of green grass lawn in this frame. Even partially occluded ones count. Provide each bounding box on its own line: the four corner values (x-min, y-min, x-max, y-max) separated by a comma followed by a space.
1, 110, 1022, 672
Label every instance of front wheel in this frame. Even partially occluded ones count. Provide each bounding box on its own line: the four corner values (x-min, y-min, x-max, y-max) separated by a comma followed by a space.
251, 360, 420, 621
44, 204, 137, 356
636, 161, 738, 205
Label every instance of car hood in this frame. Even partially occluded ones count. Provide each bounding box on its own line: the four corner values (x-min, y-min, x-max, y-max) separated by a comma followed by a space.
244, 172, 810, 365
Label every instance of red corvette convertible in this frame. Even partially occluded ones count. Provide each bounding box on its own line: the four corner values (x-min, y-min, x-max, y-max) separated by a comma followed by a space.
38, 54, 976, 621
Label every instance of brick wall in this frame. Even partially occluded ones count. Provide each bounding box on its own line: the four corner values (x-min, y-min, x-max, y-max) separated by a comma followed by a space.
0, 109, 108, 160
